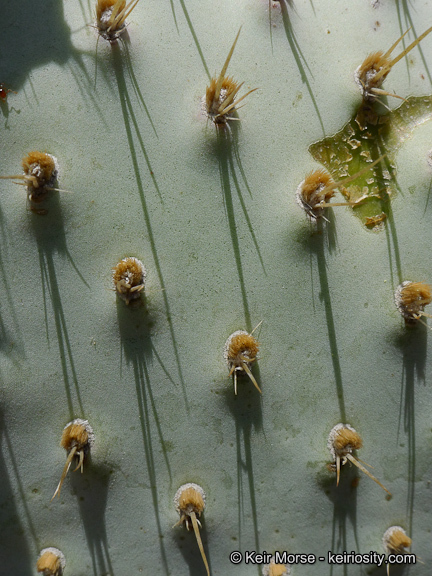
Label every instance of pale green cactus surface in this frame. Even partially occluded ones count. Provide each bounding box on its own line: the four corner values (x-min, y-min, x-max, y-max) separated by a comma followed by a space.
1, 1, 432, 575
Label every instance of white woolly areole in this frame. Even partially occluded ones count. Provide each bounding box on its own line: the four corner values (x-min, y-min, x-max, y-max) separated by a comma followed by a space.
174, 482, 206, 515
353, 64, 381, 101
382, 526, 410, 553
95, 6, 127, 41
203, 88, 232, 122
64, 418, 95, 449
98, 8, 113, 28
128, 257, 145, 283
113, 257, 146, 304
223, 330, 248, 365
114, 257, 146, 285
38, 547, 66, 571
262, 556, 291, 576
327, 423, 357, 461
295, 179, 324, 220
394, 280, 413, 319
26, 154, 59, 187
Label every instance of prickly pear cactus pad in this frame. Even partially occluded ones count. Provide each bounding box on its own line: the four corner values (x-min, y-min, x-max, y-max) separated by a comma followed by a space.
1, 1, 432, 575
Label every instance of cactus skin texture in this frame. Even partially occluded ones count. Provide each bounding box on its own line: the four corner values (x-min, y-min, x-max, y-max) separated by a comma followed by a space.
0, 1, 432, 575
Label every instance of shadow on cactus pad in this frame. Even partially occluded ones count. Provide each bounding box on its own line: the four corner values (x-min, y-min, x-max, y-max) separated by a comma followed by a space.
309, 95, 432, 230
